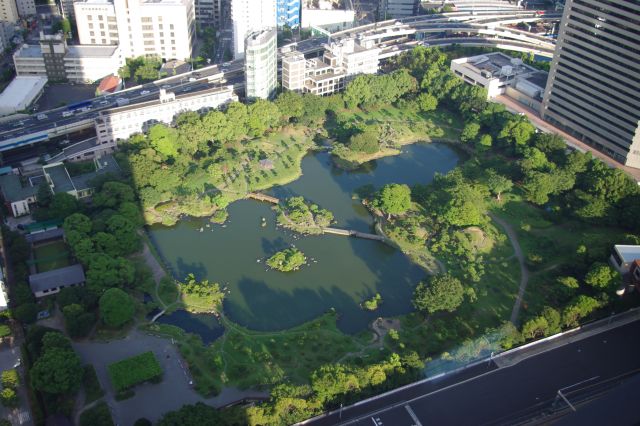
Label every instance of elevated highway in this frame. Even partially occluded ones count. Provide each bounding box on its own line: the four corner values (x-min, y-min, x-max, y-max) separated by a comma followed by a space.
0, 9, 559, 155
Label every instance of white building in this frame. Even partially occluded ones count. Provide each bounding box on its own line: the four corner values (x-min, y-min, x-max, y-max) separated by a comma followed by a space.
74, 0, 196, 60
245, 28, 277, 99
0, 76, 47, 116
230, 0, 275, 59
300, 2, 354, 31
450, 52, 542, 99
282, 37, 380, 96
0, 0, 19, 22
95, 86, 237, 145
13, 34, 122, 82
281, 51, 306, 92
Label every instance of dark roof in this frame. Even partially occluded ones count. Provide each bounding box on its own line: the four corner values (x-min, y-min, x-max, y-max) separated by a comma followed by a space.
0, 173, 38, 202
70, 155, 121, 191
29, 264, 85, 293
25, 227, 64, 244
44, 164, 75, 194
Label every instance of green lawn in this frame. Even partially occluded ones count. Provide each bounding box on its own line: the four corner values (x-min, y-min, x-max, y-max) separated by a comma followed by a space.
33, 240, 71, 273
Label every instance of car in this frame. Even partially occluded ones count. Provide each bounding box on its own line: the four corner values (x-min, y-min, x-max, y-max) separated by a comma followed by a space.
141, 90, 150, 95
162, 85, 171, 89
189, 77, 196, 82
99, 100, 108, 105
62, 111, 73, 117
37, 113, 47, 120
223, 62, 231, 67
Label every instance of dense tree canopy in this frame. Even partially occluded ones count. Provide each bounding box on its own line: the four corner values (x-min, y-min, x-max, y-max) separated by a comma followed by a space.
99, 288, 135, 328
159, 402, 225, 426
374, 184, 412, 219
412, 274, 465, 314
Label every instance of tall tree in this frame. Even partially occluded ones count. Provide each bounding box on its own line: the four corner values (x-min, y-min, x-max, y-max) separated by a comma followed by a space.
99, 288, 135, 328
374, 184, 412, 219
412, 274, 465, 314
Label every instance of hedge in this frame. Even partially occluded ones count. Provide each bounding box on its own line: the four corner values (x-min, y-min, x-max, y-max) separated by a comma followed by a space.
107, 351, 162, 392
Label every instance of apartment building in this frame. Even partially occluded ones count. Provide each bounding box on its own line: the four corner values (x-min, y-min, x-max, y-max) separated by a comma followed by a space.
282, 37, 380, 96
74, 0, 196, 60
95, 86, 237, 145
13, 32, 122, 82
244, 28, 276, 99
230, 0, 275, 59
541, 0, 640, 169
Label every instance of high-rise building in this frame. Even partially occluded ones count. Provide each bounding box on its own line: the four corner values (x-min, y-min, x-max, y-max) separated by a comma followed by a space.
230, 0, 275, 59
74, 0, 196, 61
194, 0, 223, 27
277, 0, 299, 28
14, 0, 34, 17
244, 28, 276, 99
0, 0, 19, 22
378, 0, 417, 18
541, 0, 640, 169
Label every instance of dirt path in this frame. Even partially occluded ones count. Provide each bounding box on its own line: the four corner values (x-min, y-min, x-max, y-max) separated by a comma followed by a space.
489, 213, 529, 325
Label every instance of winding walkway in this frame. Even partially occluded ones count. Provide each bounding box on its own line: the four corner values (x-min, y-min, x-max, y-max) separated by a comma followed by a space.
488, 212, 529, 325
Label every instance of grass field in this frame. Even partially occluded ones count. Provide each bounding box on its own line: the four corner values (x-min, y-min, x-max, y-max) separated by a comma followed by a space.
33, 240, 70, 273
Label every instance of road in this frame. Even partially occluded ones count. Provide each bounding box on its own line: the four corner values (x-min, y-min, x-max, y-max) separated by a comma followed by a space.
302, 318, 640, 426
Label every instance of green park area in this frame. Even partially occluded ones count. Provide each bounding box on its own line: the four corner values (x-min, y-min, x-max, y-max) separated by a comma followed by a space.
32, 240, 71, 273
3, 44, 639, 425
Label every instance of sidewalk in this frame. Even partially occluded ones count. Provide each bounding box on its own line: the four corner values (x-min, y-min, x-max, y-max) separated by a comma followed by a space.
494, 95, 640, 183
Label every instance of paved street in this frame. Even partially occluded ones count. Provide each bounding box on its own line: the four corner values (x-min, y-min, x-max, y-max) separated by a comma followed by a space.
303, 318, 640, 425
73, 329, 266, 425
0, 339, 33, 426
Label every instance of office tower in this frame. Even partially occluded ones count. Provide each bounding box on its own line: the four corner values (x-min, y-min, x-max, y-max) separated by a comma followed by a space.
230, 0, 275, 59
74, 0, 196, 61
541, 0, 640, 169
194, 0, 224, 27
14, 0, 34, 17
277, 0, 299, 28
245, 28, 276, 99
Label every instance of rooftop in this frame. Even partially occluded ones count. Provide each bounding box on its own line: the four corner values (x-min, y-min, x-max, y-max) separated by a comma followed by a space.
66, 45, 118, 58
614, 245, 640, 263
97, 75, 121, 94
454, 52, 538, 81
0, 76, 48, 115
522, 71, 548, 90
25, 227, 65, 244
29, 263, 85, 294
14, 44, 43, 58
44, 164, 75, 193
0, 173, 38, 202
70, 155, 121, 190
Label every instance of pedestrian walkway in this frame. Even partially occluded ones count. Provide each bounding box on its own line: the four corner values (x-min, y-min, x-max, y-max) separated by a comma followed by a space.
495, 96, 640, 182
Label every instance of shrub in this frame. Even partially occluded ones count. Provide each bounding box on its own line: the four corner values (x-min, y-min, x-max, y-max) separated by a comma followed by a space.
1, 369, 19, 389
107, 351, 163, 392
0, 324, 10, 338
0, 388, 18, 407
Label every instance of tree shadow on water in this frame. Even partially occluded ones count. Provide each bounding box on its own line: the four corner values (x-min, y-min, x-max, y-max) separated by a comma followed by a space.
228, 277, 362, 332
175, 257, 208, 281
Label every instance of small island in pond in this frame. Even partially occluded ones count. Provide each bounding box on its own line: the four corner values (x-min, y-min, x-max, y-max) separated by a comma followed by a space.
266, 247, 307, 272
361, 293, 383, 311
276, 196, 334, 235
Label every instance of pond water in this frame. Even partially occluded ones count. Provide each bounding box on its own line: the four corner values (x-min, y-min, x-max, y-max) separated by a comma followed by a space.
155, 310, 224, 344
148, 143, 459, 334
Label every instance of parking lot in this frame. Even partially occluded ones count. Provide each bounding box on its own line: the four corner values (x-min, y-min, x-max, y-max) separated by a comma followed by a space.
35, 83, 98, 111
